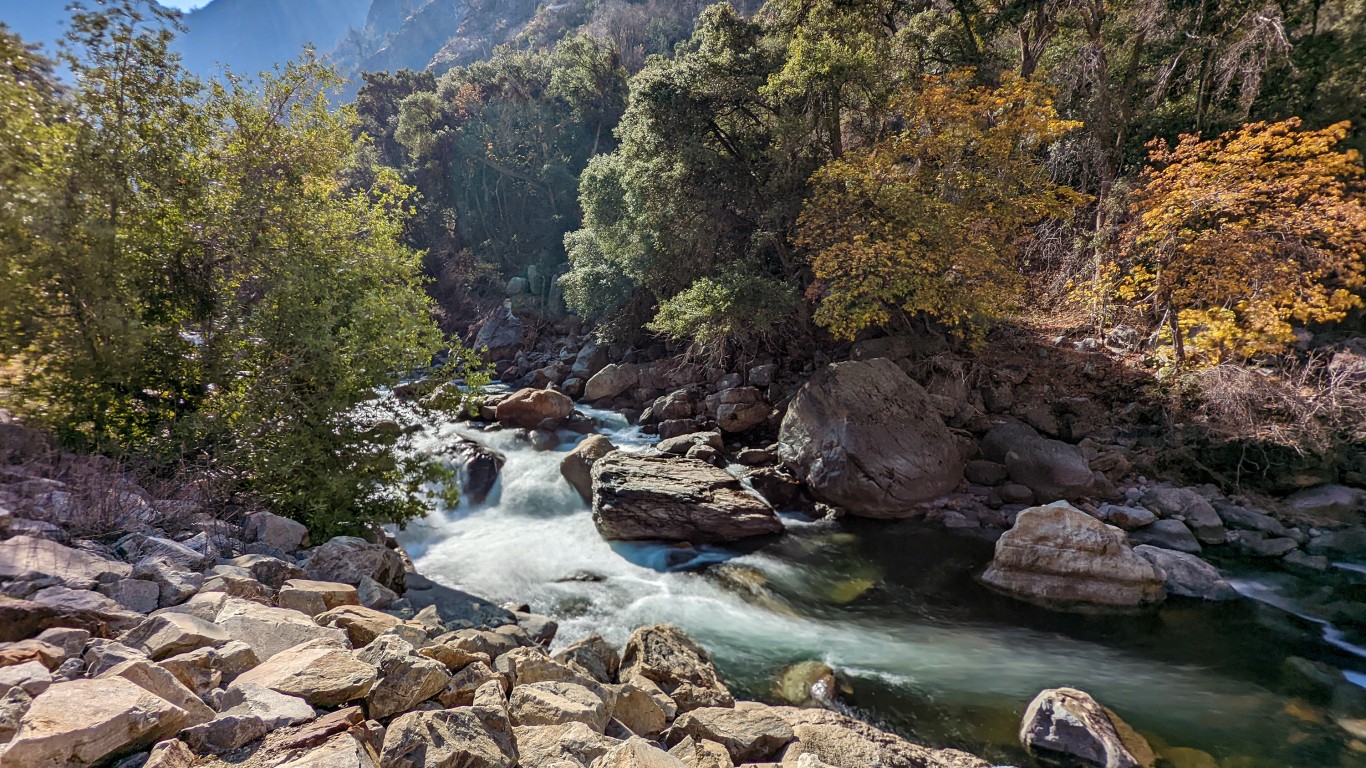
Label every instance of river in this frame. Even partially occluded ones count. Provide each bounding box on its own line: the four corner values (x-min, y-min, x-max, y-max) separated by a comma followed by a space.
395, 404, 1366, 768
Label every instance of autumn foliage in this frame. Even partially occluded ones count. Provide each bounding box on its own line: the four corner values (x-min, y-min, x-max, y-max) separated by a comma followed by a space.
797, 71, 1083, 340
1118, 118, 1366, 364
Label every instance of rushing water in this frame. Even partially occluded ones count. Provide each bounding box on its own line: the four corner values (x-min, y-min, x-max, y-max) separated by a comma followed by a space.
396, 406, 1366, 768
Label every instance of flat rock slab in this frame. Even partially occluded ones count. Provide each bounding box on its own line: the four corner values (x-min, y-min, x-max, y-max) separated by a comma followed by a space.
590, 453, 783, 543
0, 535, 132, 590
233, 639, 377, 708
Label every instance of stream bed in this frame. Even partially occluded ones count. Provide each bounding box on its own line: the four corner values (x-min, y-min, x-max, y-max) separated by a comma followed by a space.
396, 407, 1366, 768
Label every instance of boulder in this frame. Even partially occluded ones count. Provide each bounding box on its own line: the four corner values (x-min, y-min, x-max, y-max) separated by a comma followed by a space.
207, 596, 349, 661
554, 634, 621, 685
277, 730, 378, 768
980, 502, 1166, 609
1019, 688, 1154, 768
1285, 484, 1365, 524
233, 639, 377, 707
0, 677, 204, 767
248, 512, 309, 553
668, 706, 794, 763
983, 423, 1099, 502
99, 578, 161, 614
304, 537, 407, 594
509, 680, 610, 732
142, 739, 197, 768
0, 661, 51, 697
562, 435, 618, 504
356, 635, 452, 720
515, 721, 620, 767
97, 658, 216, 725
767, 705, 993, 768
612, 675, 676, 737
222, 554, 305, 590
0, 688, 30, 744
658, 432, 723, 456
179, 712, 270, 755
592, 737, 688, 768
218, 681, 316, 728
157, 647, 222, 696
1095, 505, 1158, 531
119, 613, 231, 661
278, 579, 361, 617
1141, 487, 1225, 544
318, 605, 404, 646
1134, 546, 1237, 601
83, 639, 148, 677
620, 625, 732, 713
28, 586, 144, 634
496, 388, 575, 429
116, 534, 210, 571
591, 453, 783, 543
0, 535, 132, 591
446, 439, 506, 505
773, 661, 839, 708
473, 304, 526, 357
1129, 520, 1201, 554
716, 401, 768, 434
778, 359, 964, 516
379, 708, 515, 768
572, 342, 610, 380
439, 661, 506, 708
666, 736, 732, 768
585, 364, 639, 401
1214, 503, 1291, 537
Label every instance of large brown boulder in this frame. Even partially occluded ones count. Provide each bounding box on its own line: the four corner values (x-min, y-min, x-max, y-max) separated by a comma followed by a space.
778, 359, 964, 517
561, 435, 617, 504
590, 453, 783, 543
980, 502, 1166, 610
495, 387, 574, 429
303, 537, 406, 594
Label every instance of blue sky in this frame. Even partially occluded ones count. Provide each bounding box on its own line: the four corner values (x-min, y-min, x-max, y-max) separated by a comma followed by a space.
161, 0, 212, 9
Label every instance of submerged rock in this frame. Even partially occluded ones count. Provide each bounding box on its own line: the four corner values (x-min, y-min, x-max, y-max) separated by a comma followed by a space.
590, 453, 783, 544
1133, 546, 1237, 601
778, 359, 964, 516
980, 501, 1166, 610
1019, 687, 1155, 768
445, 439, 506, 505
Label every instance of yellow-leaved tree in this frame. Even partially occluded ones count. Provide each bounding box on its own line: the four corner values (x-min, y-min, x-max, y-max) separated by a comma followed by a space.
796, 70, 1083, 340
1119, 118, 1366, 364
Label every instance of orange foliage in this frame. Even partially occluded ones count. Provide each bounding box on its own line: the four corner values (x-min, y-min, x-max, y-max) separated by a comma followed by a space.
1120, 118, 1366, 363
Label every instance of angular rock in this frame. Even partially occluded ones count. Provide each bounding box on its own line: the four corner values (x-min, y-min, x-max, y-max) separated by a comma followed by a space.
83, 639, 148, 677
318, 605, 404, 647
515, 721, 619, 767
28, 586, 144, 634
554, 633, 621, 685
356, 635, 452, 720
248, 511, 310, 553
620, 625, 732, 713
765, 705, 992, 768
1214, 503, 1291, 537
1128, 519, 1202, 555
157, 647, 222, 696
496, 388, 575, 430
0, 536, 132, 591
209, 596, 349, 661
446, 439, 506, 506
585, 364, 639, 401
980, 502, 1166, 609
1141, 487, 1225, 544
279, 579, 361, 617
438, 661, 506, 708
215, 640, 260, 682
0, 688, 30, 744
1095, 504, 1158, 531
591, 454, 782, 544
233, 639, 377, 707
592, 736, 688, 768
119, 612, 231, 660
278, 730, 381, 767
304, 537, 406, 594
223, 554, 305, 590
984, 424, 1099, 503
612, 675, 676, 737
666, 736, 732, 768
1019, 688, 1153, 768
0, 595, 112, 643
99, 578, 162, 614
1134, 546, 1237, 601
117, 534, 210, 571
379, 708, 515, 768
1285, 484, 1365, 524
0, 639, 65, 671
716, 401, 768, 434
142, 739, 196, 768
509, 680, 610, 732
218, 681, 316, 728
357, 576, 400, 611
668, 706, 793, 763
0, 677, 202, 767
97, 658, 216, 725
180, 712, 269, 755
778, 359, 964, 515
562, 435, 618, 504
0, 661, 51, 697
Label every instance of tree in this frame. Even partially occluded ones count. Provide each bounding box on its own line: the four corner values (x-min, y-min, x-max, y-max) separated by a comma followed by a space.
797, 71, 1083, 339
0, 2, 460, 536
1117, 118, 1366, 363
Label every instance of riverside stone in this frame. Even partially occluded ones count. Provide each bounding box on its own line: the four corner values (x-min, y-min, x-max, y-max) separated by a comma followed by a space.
356, 635, 452, 720
318, 604, 403, 646
0, 677, 200, 767
119, 612, 231, 660
1129, 519, 1202, 554
179, 712, 270, 754
99, 578, 162, 614
611, 675, 675, 737
980, 502, 1166, 609
667, 736, 732, 768
1019, 688, 1154, 768
496, 387, 575, 429
438, 661, 506, 708
217, 681, 316, 728
210, 596, 349, 661
668, 706, 793, 763
141, 739, 197, 768
509, 680, 610, 732
592, 736, 688, 768
233, 639, 377, 707
0, 661, 51, 697
303, 537, 407, 594
554, 633, 621, 685
248, 511, 309, 553
97, 658, 216, 725
514, 721, 620, 767
1134, 546, 1237, 601
0, 536, 131, 590
585, 364, 639, 401
28, 586, 144, 634
620, 625, 733, 713
157, 647, 222, 696
766, 706, 993, 768
562, 435, 618, 504
591, 453, 782, 543
379, 708, 515, 768
278, 579, 361, 617
1142, 487, 1226, 544
778, 359, 964, 515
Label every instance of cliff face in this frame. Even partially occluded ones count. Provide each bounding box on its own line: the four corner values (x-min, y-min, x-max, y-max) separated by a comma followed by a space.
359, 0, 546, 75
